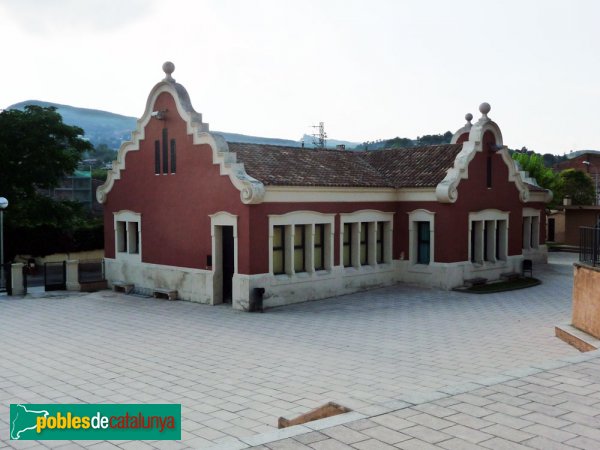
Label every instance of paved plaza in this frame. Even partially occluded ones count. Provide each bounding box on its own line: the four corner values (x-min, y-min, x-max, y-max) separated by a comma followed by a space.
2, 252, 600, 449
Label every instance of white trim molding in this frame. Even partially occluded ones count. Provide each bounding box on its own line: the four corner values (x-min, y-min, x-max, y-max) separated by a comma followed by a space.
97, 63, 265, 205
210, 211, 238, 305
339, 210, 395, 269
408, 209, 435, 266
113, 210, 142, 263
263, 186, 437, 203
268, 210, 336, 277
522, 207, 541, 250
468, 209, 510, 266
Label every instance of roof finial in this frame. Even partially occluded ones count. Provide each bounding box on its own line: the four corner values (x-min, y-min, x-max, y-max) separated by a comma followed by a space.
162, 61, 175, 82
479, 102, 491, 118
465, 113, 473, 124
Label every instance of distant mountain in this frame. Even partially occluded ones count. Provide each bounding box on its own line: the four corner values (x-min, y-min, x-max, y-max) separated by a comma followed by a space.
6, 100, 361, 150
299, 134, 361, 150
8, 100, 137, 150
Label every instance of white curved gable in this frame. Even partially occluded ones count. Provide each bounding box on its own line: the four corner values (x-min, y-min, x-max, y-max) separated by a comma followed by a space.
96, 63, 265, 205
437, 104, 551, 204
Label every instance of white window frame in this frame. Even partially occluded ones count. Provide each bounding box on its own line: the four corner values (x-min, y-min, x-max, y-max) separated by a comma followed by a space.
210, 211, 239, 275
209, 211, 238, 305
113, 210, 142, 262
268, 211, 335, 276
340, 210, 394, 269
522, 208, 540, 249
408, 209, 435, 266
468, 209, 509, 265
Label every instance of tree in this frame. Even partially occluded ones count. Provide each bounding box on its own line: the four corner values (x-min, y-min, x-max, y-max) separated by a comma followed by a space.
386, 137, 414, 149
511, 152, 558, 191
415, 131, 453, 146
86, 143, 117, 166
0, 105, 93, 229
554, 169, 596, 206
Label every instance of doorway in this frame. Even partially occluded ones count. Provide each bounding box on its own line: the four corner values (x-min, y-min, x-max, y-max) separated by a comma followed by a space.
548, 218, 555, 242
222, 226, 234, 303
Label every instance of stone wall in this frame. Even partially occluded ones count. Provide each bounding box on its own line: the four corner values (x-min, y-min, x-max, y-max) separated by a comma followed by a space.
572, 263, 600, 338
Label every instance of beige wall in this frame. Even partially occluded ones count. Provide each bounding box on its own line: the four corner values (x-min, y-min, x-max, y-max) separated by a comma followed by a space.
565, 210, 600, 246
547, 211, 565, 243
572, 263, 600, 339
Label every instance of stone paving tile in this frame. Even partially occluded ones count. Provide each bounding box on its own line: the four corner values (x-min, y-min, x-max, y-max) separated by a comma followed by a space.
350, 439, 396, 450
307, 439, 354, 450
438, 437, 483, 450
565, 435, 600, 450
444, 413, 494, 430
266, 438, 311, 449
563, 423, 600, 442
402, 425, 452, 444
320, 426, 369, 445
396, 438, 442, 450
441, 424, 493, 444
0, 253, 588, 449
343, 420, 378, 432
560, 411, 600, 428
523, 436, 579, 450
480, 437, 533, 450
521, 412, 572, 429
522, 423, 578, 443
370, 414, 414, 430
483, 412, 533, 430
293, 432, 329, 445
360, 425, 410, 445
481, 424, 535, 443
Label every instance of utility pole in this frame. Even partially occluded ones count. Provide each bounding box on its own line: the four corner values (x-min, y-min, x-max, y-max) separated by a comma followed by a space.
311, 122, 327, 149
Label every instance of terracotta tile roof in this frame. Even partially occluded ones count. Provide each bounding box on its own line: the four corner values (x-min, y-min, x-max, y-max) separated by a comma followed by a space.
362, 144, 463, 188
228, 142, 463, 189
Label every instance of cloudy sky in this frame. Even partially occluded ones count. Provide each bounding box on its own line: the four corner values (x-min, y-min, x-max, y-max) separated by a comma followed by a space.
0, 0, 598, 154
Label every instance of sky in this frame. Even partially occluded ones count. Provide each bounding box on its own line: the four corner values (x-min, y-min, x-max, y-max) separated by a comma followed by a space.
0, 0, 599, 155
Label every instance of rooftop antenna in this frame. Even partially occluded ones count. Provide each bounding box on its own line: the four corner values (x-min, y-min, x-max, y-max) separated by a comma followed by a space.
311, 122, 327, 149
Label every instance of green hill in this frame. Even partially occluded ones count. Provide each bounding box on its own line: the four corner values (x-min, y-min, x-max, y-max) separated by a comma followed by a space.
6, 100, 361, 150
8, 100, 137, 150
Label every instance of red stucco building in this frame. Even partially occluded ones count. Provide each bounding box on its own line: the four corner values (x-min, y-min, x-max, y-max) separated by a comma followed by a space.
97, 62, 551, 309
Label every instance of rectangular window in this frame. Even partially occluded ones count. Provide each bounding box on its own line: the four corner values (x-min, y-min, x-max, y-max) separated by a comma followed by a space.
470, 223, 476, 263
162, 128, 169, 174
470, 218, 507, 264
417, 221, 430, 264
530, 217, 536, 248
497, 220, 508, 261
314, 224, 325, 270
486, 155, 492, 188
360, 222, 369, 265
116, 221, 127, 252
495, 224, 500, 260
376, 221, 384, 263
522, 218, 527, 248
170, 139, 176, 174
343, 223, 352, 267
154, 140, 160, 174
272, 225, 285, 275
128, 222, 139, 254
294, 225, 306, 273
483, 221, 489, 261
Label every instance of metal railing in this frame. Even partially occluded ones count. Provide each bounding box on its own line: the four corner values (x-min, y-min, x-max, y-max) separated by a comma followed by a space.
579, 227, 600, 267
78, 259, 105, 283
